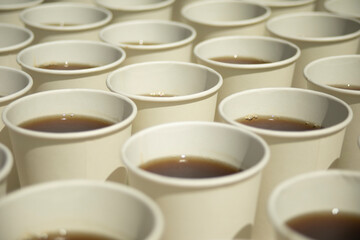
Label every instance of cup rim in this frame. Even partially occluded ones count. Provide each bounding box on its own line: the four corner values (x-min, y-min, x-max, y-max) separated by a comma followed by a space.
0, 23, 34, 53
0, 179, 164, 239
218, 87, 353, 138
266, 11, 360, 43
304, 54, 360, 96
106, 61, 223, 102
257, 0, 315, 7
99, 19, 196, 50
0, 0, 43, 10
0, 66, 33, 103
267, 169, 360, 240
181, 0, 271, 27
122, 121, 270, 188
324, 0, 360, 19
16, 40, 126, 75
94, 0, 175, 11
20, 2, 113, 31
2, 89, 138, 140
193, 35, 301, 69
0, 143, 13, 185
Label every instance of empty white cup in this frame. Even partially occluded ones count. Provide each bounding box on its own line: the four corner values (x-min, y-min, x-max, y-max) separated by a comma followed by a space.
99, 20, 196, 65
266, 12, 360, 89
0, 180, 164, 240
0, 0, 43, 26
107, 61, 223, 133
20, 2, 113, 43
324, 0, 360, 20
254, 0, 316, 18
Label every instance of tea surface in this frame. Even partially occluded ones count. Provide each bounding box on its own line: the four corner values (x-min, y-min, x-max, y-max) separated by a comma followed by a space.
23, 231, 119, 240
37, 62, 98, 70
210, 55, 271, 64
329, 84, 360, 91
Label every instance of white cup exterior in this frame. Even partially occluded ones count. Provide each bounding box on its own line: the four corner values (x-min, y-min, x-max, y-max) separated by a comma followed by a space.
266, 12, 360, 89
94, 0, 175, 23
304, 55, 360, 171
20, 3, 113, 43
99, 20, 196, 65
0, 23, 33, 69
0, 180, 164, 240
268, 170, 360, 240
107, 61, 223, 133
2, 89, 137, 186
255, 0, 316, 18
181, 0, 271, 44
0, 143, 13, 198
122, 121, 270, 240
218, 87, 353, 240
17, 40, 126, 92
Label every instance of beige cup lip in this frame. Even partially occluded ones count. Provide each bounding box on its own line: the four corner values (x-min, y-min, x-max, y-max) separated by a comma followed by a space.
16, 40, 126, 75
181, 0, 271, 27
193, 35, 301, 70
266, 11, 360, 43
324, 0, 360, 19
0, 66, 33, 103
0, 0, 43, 10
94, 0, 175, 11
0, 179, 165, 240
267, 169, 360, 240
99, 19, 196, 50
107, 61, 223, 103
218, 87, 353, 139
0, 23, 34, 53
256, 0, 315, 7
0, 143, 13, 185
2, 89, 138, 140
122, 121, 270, 188
304, 54, 360, 96
20, 2, 113, 32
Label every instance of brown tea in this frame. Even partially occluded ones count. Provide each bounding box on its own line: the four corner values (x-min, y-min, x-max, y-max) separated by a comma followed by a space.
286, 210, 360, 240
210, 56, 271, 64
141, 92, 177, 97
19, 114, 114, 133
37, 62, 98, 70
122, 40, 160, 46
44, 23, 79, 27
23, 230, 119, 240
236, 115, 322, 131
140, 155, 241, 179
329, 84, 360, 91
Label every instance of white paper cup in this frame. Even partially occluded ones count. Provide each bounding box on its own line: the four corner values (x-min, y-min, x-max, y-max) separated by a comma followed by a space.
0, 180, 164, 240
107, 61, 222, 133
218, 87, 353, 240
181, 0, 271, 45
266, 12, 360, 89
0, 143, 13, 198
17, 40, 126, 92
0, 23, 33, 69
0, 0, 43, 26
324, 0, 360, 20
99, 20, 196, 66
2, 89, 137, 187
20, 2, 112, 43
305, 55, 360, 171
254, 0, 316, 18
194, 35, 301, 113
94, 0, 175, 23
122, 121, 270, 240
268, 170, 360, 240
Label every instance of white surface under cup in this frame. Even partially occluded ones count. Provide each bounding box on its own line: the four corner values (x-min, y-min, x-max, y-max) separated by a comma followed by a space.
20, 2, 113, 43
194, 35, 301, 111
2, 89, 137, 187
305, 55, 360, 171
181, 0, 271, 45
218, 87, 353, 240
268, 170, 360, 240
99, 20, 196, 66
17, 40, 126, 92
0, 143, 13, 198
94, 0, 175, 23
0, 0, 43, 26
107, 61, 223, 133
0, 180, 164, 240
0, 23, 33, 69
266, 12, 360, 89
122, 121, 270, 240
